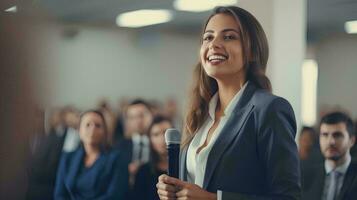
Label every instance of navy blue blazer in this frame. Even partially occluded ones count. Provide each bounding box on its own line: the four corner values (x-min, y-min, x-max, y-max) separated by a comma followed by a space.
179, 82, 301, 200
54, 147, 128, 200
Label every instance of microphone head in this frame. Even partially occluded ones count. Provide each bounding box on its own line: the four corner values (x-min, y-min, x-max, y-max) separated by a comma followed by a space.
165, 128, 181, 145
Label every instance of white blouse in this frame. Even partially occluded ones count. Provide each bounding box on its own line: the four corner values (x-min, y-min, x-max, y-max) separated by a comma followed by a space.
186, 82, 248, 187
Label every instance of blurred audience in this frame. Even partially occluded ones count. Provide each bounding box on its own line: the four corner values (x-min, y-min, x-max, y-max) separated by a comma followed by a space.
54, 110, 128, 199
133, 115, 173, 200
302, 112, 357, 200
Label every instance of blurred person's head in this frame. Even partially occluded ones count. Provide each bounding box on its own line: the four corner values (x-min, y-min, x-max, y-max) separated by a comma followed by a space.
148, 115, 173, 170
150, 100, 163, 116
299, 126, 317, 150
184, 6, 271, 145
125, 99, 153, 136
49, 108, 65, 131
298, 126, 317, 160
97, 98, 111, 111
164, 98, 178, 119
63, 106, 80, 129
79, 110, 111, 150
319, 112, 355, 165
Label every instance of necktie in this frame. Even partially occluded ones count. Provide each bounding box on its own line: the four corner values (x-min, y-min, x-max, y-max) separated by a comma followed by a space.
327, 170, 341, 200
138, 138, 143, 162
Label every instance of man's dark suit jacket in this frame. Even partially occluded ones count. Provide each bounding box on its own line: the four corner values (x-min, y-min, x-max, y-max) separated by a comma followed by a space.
116, 138, 133, 165
54, 147, 128, 200
302, 161, 357, 200
179, 82, 301, 200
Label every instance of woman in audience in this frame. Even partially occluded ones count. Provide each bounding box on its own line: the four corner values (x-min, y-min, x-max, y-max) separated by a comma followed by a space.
133, 115, 173, 200
54, 110, 128, 199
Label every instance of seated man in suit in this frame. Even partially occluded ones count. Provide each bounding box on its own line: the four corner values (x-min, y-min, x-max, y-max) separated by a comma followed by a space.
302, 111, 357, 200
117, 99, 153, 187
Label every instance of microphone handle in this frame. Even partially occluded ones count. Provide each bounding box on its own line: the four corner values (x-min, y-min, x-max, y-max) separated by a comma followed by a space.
167, 144, 180, 178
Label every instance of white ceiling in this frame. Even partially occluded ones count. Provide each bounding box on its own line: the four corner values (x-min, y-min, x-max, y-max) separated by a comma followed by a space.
3, 0, 357, 42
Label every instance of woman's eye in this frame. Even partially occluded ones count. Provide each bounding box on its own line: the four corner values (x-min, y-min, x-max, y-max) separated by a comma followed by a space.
203, 35, 213, 41
224, 35, 236, 40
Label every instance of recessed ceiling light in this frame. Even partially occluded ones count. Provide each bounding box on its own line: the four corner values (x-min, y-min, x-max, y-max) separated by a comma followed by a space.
116, 9, 173, 28
345, 20, 357, 34
174, 0, 237, 12
5, 6, 17, 13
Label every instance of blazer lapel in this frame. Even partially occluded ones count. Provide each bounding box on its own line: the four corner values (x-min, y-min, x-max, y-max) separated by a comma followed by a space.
202, 82, 256, 189
337, 162, 357, 200
179, 145, 188, 181
65, 147, 84, 193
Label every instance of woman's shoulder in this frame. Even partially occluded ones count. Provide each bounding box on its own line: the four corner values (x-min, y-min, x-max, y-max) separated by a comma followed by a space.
251, 89, 292, 111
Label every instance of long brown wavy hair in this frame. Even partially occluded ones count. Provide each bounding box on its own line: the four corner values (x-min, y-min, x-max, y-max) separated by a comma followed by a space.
183, 6, 272, 147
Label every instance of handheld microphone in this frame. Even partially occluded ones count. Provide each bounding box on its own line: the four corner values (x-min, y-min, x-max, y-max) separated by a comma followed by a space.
164, 128, 181, 178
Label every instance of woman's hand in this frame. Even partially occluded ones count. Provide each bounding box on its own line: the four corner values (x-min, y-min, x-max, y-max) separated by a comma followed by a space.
157, 174, 217, 200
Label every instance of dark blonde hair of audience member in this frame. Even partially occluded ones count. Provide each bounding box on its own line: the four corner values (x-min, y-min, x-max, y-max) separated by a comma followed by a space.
79, 110, 112, 151
148, 115, 173, 173
184, 6, 271, 147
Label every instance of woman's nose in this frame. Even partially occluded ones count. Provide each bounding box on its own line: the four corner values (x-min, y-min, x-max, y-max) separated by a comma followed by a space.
209, 37, 223, 49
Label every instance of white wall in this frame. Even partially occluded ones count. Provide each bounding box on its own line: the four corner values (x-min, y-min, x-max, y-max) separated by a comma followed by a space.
32, 23, 200, 110
315, 34, 357, 119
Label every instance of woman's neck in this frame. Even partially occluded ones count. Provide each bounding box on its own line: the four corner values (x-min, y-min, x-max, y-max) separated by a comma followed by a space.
83, 144, 100, 167
216, 76, 246, 113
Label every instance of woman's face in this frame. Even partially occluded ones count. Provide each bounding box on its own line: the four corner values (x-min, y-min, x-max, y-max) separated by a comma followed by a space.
200, 13, 245, 80
150, 121, 172, 156
79, 112, 106, 147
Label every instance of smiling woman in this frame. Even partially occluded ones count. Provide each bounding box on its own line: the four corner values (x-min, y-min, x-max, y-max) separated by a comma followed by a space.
157, 6, 300, 200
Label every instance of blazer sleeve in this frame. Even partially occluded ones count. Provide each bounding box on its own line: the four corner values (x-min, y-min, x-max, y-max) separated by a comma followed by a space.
54, 153, 70, 200
96, 152, 129, 200
219, 97, 301, 200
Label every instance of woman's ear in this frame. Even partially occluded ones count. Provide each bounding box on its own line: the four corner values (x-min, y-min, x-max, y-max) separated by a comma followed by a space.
349, 135, 356, 148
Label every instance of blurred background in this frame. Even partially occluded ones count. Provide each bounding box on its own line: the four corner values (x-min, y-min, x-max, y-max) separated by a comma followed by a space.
1, 0, 356, 199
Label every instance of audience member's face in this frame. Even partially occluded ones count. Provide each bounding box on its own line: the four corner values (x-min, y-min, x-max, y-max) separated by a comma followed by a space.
79, 112, 106, 147
126, 104, 152, 135
320, 122, 355, 161
64, 110, 80, 128
50, 110, 63, 128
150, 121, 172, 156
299, 131, 314, 149
200, 13, 245, 80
